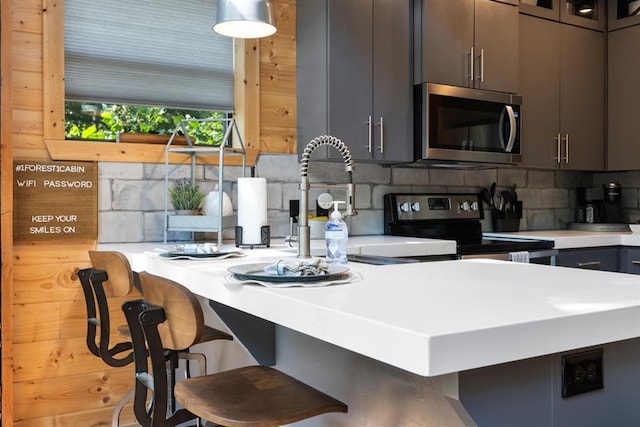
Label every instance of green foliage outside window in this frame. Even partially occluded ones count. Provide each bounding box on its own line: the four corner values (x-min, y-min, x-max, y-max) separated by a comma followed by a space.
65, 102, 228, 146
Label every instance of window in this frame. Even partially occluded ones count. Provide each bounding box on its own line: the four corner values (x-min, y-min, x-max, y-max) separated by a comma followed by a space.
64, 0, 233, 144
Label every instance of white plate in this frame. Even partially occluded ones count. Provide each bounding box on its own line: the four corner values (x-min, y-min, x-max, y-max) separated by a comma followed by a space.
227, 263, 349, 283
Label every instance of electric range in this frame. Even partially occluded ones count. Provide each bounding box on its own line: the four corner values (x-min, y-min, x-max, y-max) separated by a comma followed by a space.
383, 193, 556, 260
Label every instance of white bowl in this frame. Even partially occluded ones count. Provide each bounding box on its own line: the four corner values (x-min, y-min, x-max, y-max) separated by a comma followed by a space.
629, 224, 640, 233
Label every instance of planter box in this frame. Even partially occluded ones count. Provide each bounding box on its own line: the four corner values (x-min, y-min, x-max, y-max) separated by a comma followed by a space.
117, 132, 189, 145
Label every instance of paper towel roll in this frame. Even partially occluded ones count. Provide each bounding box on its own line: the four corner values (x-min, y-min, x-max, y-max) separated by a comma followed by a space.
237, 177, 268, 244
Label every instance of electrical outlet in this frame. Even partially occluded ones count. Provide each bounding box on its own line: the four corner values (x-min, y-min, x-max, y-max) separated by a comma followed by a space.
561, 348, 604, 398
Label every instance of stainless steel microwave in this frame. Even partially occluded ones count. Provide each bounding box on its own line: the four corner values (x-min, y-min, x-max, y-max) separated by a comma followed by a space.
414, 83, 522, 165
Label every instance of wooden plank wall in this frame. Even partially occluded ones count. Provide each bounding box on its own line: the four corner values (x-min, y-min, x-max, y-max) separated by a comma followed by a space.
1, 0, 16, 423
3, 0, 297, 425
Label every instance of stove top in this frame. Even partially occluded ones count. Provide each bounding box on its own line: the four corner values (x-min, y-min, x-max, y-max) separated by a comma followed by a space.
383, 192, 554, 255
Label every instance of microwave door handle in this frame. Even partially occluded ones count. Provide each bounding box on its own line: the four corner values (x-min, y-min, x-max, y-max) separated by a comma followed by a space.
504, 105, 516, 153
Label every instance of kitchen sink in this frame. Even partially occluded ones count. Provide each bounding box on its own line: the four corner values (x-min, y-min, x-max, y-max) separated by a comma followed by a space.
346, 254, 453, 265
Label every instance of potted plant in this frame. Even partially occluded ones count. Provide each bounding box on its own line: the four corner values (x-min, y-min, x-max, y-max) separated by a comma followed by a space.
169, 179, 206, 215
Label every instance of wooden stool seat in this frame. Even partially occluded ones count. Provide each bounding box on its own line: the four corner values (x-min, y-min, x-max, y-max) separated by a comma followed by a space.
174, 365, 347, 427
128, 271, 347, 427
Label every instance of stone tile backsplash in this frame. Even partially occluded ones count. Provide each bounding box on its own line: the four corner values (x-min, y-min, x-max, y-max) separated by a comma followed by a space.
97, 154, 640, 243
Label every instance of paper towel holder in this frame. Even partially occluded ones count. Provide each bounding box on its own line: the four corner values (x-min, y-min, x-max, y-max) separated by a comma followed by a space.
235, 225, 270, 249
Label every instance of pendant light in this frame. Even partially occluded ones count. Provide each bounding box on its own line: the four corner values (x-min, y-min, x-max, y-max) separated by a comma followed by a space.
213, 0, 277, 39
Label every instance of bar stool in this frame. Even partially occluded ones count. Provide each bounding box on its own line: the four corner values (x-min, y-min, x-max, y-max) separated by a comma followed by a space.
78, 251, 138, 426
123, 271, 347, 427
80, 250, 233, 426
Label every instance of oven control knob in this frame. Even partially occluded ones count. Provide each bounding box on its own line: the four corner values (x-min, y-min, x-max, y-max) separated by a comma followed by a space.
399, 202, 410, 212
459, 201, 470, 211
411, 202, 421, 212
471, 201, 479, 211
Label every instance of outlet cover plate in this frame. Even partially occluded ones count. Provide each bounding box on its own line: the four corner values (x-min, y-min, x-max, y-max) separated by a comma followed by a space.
561, 348, 604, 398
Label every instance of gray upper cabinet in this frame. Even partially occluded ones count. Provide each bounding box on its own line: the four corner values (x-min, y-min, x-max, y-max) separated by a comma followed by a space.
519, 14, 605, 170
418, 0, 519, 93
608, 25, 640, 170
608, 0, 640, 31
297, 0, 413, 163
519, 0, 605, 31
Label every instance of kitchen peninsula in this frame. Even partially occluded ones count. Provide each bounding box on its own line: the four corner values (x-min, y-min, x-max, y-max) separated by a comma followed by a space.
104, 237, 640, 427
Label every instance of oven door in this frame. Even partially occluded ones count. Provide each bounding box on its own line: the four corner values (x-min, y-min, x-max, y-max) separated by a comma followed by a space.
417, 83, 522, 164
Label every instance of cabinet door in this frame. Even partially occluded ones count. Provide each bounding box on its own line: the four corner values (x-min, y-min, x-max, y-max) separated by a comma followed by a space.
474, 0, 519, 93
559, 24, 605, 171
560, 0, 605, 31
519, 0, 561, 21
607, 26, 640, 170
327, 0, 374, 161
297, 0, 329, 155
421, 0, 474, 87
609, 0, 640, 31
556, 247, 619, 272
372, 0, 413, 162
519, 14, 561, 169
620, 247, 640, 274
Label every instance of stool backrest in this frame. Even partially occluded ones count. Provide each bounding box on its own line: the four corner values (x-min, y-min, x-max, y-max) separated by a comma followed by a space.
78, 250, 136, 367
138, 271, 204, 351
89, 250, 134, 297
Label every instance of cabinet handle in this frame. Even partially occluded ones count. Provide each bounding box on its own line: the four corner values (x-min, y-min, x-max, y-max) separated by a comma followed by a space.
366, 116, 372, 153
468, 47, 474, 85
377, 116, 384, 154
577, 261, 601, 268
563, 134, 569, 163
631, 261, 640, 266
554, 133, 562, 164
478, 48, 484, 84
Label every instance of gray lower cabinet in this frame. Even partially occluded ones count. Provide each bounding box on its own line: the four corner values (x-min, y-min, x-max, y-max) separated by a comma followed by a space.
519, 14, 605, 170
417, 0, 519, 93
619, 247, 640, 274
556, 247, 619, 272
607, 25, 640, 170
297, 0, 413, 163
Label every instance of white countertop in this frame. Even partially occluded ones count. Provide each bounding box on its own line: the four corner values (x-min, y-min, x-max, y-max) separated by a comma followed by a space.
105, 240, 640, 378
484, 230, 640, 249
308, 235, 457, 257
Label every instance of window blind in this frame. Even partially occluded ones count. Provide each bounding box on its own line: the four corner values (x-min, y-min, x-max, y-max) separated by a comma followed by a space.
64, 0, 234, 111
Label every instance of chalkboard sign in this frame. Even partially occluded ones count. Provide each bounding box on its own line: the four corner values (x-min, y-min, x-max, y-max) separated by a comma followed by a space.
13, 160, 98, 241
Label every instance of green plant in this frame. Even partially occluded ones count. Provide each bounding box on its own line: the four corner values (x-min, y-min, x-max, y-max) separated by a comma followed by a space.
64, 102, 227, 145
169, 179, 206, 211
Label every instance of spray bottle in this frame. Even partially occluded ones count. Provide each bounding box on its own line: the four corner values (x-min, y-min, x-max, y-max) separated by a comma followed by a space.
325, 201, 348, 264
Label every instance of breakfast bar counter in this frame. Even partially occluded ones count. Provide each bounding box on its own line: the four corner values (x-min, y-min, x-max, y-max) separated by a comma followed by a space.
102, 241, 640, 426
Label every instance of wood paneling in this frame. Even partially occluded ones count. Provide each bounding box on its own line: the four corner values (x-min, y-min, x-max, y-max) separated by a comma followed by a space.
2, 0, 16, 422
13, 369, 135, 419
13, 261, 84, 305
259, 0, 297, 152
12, 0, 42, 34
13, 70, 43, 110
13, 301, 61, 343
13, 108, 44, 135
42, 0, 65, 141
11, 31, 42, 72
13, 336, 134, 382
3, 0, 299, 424
15, 406, 137, 427
45, 140, 260, 166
